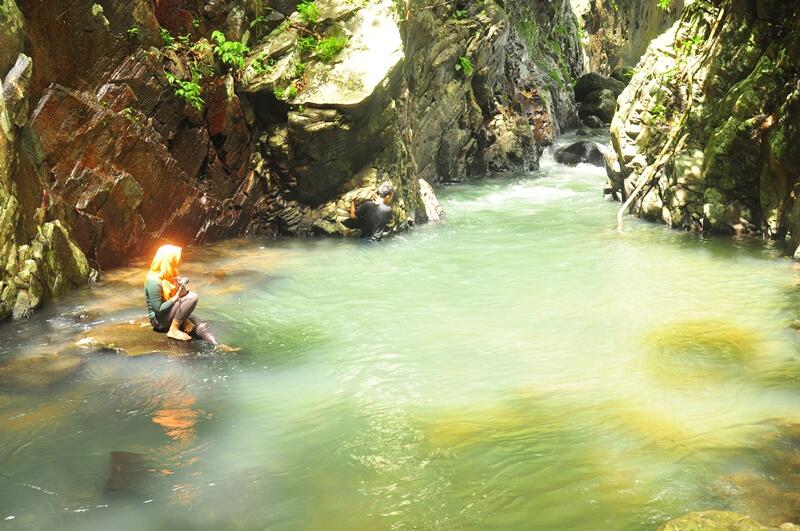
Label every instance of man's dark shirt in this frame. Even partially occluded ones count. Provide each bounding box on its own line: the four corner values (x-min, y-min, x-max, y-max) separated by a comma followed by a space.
352, 200, 393, 241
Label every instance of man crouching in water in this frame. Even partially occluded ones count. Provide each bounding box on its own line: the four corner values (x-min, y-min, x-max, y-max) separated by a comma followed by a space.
346, 182, 394, 241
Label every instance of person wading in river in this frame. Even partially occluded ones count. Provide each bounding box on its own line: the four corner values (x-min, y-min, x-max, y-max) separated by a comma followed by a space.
344, 182, 395, 241
144, 244, 202, 341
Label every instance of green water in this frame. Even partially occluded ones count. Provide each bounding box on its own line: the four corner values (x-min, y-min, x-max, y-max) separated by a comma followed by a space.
3, 134, 800, 529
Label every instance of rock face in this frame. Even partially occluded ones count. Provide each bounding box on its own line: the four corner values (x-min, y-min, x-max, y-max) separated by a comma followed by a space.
608, 0, 800, 255
0, 0, 586, 320
570, 0, 685, 74
0, 1, 95, 321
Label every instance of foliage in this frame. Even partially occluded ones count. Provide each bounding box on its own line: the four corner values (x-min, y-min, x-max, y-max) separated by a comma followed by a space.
294, 59, 306, 77
609, 0, 618, 12
454, 9, 467, 19
122, 107, 140, 123
315, 36, 347, 63
192, 17, 200, 28
211, 30, 250, 70
178, 34, 191, 46
126, 26, 140, 39
191, 40, 212, 55
296, 35, 318, 55
651, 102, 667, 121
658, 0, 672, 10
251, 56, 275, 75
455, 56, 474, 76
297, 0, 320, 25
165, 72, 204, 110
160, 27, 175, 47
274, 83, 299, 101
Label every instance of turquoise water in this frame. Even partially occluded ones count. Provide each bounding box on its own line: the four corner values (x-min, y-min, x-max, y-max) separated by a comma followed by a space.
3, 134, 800, 529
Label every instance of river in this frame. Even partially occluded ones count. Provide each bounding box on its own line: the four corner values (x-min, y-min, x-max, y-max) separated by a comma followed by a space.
2, 132, 800, 529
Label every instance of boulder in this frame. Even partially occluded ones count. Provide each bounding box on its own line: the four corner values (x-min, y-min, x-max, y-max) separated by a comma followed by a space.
579, 88, 617, 123
582, 115, 606, 129
554, 141, 606, 167
75, 319, 203, 357
574, 72, 626, 102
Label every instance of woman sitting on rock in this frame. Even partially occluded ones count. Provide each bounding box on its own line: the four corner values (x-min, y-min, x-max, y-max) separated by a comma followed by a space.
144, 244, 201, 341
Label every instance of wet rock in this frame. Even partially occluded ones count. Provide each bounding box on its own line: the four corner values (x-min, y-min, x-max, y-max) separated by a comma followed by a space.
574, 72, 625, 102
0, 348, 84, 389
417, 179, 444, 223
75, 319, 200, 357
554, 141, 606, 167
582, 115, 606, 129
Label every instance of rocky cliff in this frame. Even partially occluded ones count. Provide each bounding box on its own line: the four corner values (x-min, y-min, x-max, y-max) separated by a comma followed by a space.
571, 0, 685, 76
0, 0, 584, 320
608, 0, 800, 254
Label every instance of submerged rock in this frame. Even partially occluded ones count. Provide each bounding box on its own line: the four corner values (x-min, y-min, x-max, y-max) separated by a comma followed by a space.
105, 451, 158, 497
660, 511, 763, 530
659, 511, 798, 530
554, 141, 606, 167
0, 348, 84, 389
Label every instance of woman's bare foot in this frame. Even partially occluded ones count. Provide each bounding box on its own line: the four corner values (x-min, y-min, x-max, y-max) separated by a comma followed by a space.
215, 344, 241, 352
168, 320, 192, 341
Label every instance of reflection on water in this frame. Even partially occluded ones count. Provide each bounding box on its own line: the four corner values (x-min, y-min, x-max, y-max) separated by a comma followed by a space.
2, 133, 800, 529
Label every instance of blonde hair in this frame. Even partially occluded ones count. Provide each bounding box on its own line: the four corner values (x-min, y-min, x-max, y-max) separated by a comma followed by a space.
148, 244, 182, 299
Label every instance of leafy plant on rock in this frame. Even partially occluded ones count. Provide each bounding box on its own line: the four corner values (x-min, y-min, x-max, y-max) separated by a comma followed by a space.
297, 0, 320, 25
211, 30, 250, 70
658, 0, 672, 10
160, 27, 175, 48
126, 26, 140, 39
315, 36, 347, 63
455, 55, 474, 76
165, 72, 204, 110
296, 35, 318, 55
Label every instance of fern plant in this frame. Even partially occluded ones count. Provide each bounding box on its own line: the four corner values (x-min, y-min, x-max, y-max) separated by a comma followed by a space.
211, 30, 250, 70
297, 0, 320, 25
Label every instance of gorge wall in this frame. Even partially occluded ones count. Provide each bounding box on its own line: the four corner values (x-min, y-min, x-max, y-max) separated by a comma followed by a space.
0, 0, 585, 320
607, 0, 800, 254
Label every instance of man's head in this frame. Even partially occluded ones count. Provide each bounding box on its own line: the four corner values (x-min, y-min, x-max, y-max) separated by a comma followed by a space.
377, 182, 394, 204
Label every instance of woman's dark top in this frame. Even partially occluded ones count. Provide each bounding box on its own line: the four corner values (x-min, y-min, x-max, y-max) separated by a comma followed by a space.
144, 274, 174, 322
